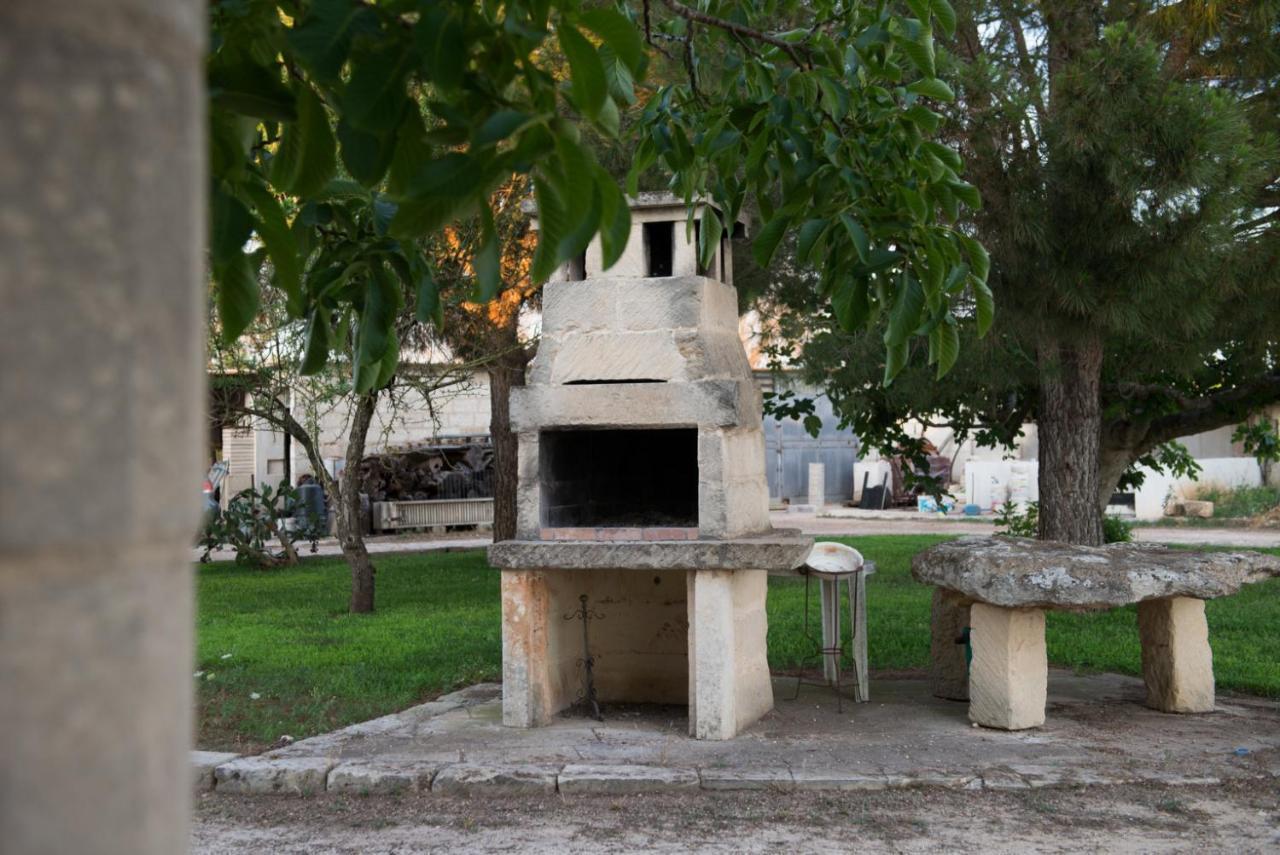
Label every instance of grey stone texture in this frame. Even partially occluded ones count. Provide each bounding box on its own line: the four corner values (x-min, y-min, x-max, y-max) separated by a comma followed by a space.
192, 751, 240, 792
1, 3, 204, 853
327, 761, 440, 794
912, 536, 1280, 610
558, 764, 700, 794
929, 588, 971, 701
201, 675, 1280, 798
431, 764, 560, 796
214, 757, 335, 796
488, 535, 812, 572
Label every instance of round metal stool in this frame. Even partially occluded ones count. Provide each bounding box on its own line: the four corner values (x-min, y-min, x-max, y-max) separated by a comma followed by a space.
792, 542, 876, 711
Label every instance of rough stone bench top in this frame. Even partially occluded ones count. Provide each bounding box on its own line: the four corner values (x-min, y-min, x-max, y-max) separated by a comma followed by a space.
912, 535, 1280, 611
488, 531, 813, 573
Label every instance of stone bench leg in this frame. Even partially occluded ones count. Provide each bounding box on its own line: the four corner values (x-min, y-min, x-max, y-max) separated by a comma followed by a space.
930, 589, 971, 701
1137, 597, 1214, 713
688, 569, 773, 740
968, 603, 1046, 730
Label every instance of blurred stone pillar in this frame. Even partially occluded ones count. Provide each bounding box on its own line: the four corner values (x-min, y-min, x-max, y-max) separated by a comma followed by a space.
0, 2, 204, 853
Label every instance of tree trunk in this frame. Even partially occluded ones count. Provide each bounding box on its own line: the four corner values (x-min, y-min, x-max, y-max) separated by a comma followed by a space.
1097, 445, 1136, 516
1037, 336, 1105, 545
489, 349, 530, 542
341, 392, 379, 613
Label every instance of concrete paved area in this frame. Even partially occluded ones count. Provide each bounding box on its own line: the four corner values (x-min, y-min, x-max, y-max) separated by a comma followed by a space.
201, 673, 1280, 796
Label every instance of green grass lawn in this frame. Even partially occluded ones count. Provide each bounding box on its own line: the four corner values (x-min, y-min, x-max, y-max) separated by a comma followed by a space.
197, 535, 1280, 751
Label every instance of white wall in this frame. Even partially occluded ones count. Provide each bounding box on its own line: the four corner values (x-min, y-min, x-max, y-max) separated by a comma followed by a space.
1130, 457, 1262, 520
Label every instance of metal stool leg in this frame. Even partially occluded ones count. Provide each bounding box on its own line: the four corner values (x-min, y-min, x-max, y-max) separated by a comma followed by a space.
820, 577, 840, 685
849, 571, 869, 702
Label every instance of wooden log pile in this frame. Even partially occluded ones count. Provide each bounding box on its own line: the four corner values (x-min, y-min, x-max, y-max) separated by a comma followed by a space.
357, 441, 494, 502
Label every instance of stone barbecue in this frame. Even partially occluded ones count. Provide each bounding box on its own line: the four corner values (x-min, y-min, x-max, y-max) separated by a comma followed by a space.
488, 194, 811, 739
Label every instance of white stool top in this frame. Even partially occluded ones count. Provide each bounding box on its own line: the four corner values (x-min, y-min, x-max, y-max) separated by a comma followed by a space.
803, 542, 872, 578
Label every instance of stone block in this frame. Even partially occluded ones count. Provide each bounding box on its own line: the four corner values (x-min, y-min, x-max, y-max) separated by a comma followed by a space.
698, 768, 795, 791
930, 589, 971, 701
192, 751, 239, 792
557, 764, 700, 795
327, 761, 439, 795
510, 380, 748, 432
618, 278, 705, 331
790, 770, 886, 791
968, 604, 1046, 730
500, 571, 555, 727
688, 569, 773, 739
549, 330, 686, 383
807, 462, 826, 509
213, 756, 334, 795
431, 764, 559, 796
1182, 500, 1214, 519
1138, 597, 1215, 713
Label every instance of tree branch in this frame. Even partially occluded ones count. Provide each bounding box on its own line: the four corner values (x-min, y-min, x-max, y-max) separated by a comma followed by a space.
658, 0, 807, 68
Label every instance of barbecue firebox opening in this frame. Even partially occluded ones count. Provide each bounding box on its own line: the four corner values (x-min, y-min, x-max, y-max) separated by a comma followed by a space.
540, 428, 698, 528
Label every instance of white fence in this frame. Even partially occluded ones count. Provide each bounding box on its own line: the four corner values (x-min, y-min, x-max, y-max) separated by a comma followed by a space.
371, 498, 495, 531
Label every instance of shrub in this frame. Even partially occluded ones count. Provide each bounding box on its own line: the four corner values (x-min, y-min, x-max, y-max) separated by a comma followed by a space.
996, 500, 1133, 543
1191, 485, 1280, 518
198, 481, 322, 567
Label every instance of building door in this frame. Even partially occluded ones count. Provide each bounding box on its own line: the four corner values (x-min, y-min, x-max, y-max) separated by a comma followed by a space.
763, 391, 858, 504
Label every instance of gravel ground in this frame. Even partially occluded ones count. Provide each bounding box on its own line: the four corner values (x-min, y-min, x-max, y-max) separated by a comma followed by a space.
193, 780, 1280, 853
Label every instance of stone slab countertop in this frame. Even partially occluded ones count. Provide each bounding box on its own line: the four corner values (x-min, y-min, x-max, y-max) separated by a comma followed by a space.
488, 530, 813, 572
912, 535, 1280, 611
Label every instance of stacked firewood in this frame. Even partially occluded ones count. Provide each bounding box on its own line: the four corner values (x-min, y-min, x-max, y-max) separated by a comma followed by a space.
357, 442, 494, 502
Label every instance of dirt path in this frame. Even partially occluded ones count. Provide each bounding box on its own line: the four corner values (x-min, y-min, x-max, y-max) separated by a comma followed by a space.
193, 781, 1280, 853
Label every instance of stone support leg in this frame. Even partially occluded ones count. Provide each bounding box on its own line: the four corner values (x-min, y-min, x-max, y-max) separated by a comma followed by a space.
1137, 597, 1214, 713
930, 589, 971, 701
688, 570, 773, 739
501, 570, 557, 727
968, 604, 1046, 730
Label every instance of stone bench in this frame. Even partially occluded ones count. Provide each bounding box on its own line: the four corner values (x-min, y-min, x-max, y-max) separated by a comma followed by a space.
912, 536, 1280, 730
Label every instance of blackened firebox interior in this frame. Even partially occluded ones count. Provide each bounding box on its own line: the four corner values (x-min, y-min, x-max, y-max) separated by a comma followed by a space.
541, 428, 698, 527
643, 221, 675, 277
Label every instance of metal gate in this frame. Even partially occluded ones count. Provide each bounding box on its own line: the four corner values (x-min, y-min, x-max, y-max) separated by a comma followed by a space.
763, 389, 858, 504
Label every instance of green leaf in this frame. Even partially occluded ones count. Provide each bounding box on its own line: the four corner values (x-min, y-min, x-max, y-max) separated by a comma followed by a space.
237, 180, 303, 315
796, 218, 829, 265
831, 276, 870, 332
600, 44, 638, 106
530, 174, 567, 284
752, 214, 792, 268
946, 179, 981, 210
901, 186, 929, 223
698, 208, 723, 273
208, 50, 297, 121
474, 203, 501, 302
374, 329, 399, 390
557, 23, 607, 118
932, 0, 958, 37
883, 339, 909, 385
906, 0, 932, 24
415, 263, 444, 328
897, 28, 936, 78
597, 176, 632, 270
353, 266, 397, 393
840, 214, 870, 262
337, 118, 396, 187
210, 182, 253, 262
213, 252, 260, 344
270, 84, 337, 197
580, 8, 647, 77
343, 42, 414, 133
973, 278, 995, 336
289, 0, 380, 83
933, 316, 960, 378
903, 105, 942, 133
417, 0, 468, 90
475, 110, 534, 146
921, 141, 963, 171
906, 78, 954, 102
886, 274, 925, 346
300, 308, 332, 375
958, 233, 990, 281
